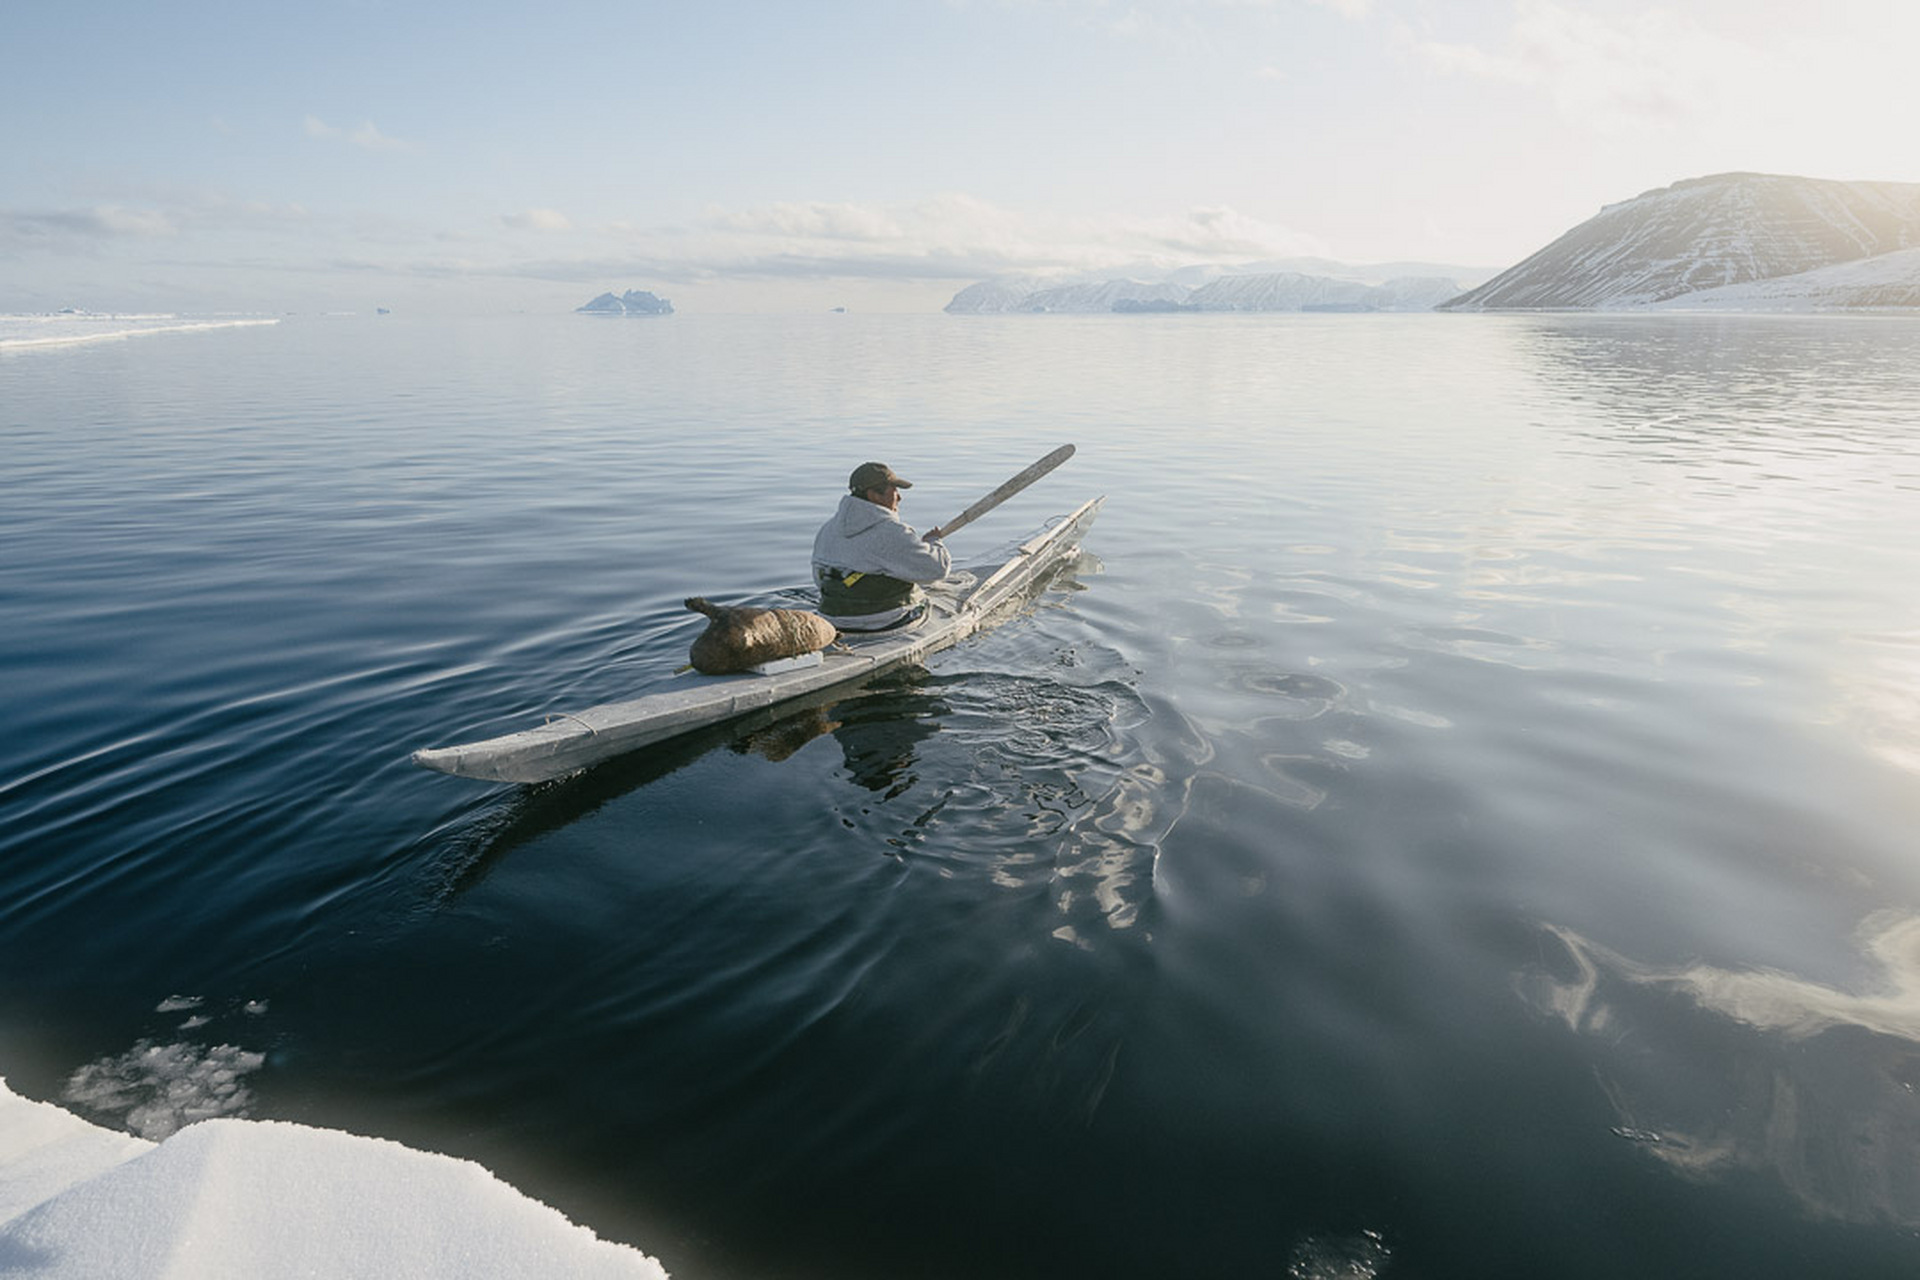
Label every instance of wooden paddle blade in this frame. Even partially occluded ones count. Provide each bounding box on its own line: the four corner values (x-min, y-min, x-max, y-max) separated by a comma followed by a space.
937, 443, 1075, 538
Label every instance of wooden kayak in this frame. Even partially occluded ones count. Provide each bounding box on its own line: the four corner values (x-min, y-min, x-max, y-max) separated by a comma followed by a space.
412, 496, 1104, 784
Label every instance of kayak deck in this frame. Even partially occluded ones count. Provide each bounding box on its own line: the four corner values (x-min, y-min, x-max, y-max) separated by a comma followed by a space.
412, 497, 1103, 783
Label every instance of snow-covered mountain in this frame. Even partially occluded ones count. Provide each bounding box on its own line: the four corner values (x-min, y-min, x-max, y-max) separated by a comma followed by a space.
1442, 173, 1920, 311
1184, 273, 1373, 311
1024, 279, 1193, 312
943, 279, 1045, 313
1167, 258, 1491, 288
1645, 246, 1920, 310
1189, 273, 1464, 312
945, 270, 1474, 314
577, 289, 674, 315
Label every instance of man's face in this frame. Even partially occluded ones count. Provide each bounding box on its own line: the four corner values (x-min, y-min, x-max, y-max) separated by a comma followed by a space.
868, 484, 902, 512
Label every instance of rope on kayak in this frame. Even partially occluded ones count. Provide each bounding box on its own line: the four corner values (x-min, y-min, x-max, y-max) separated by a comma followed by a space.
543, 712, 598, 735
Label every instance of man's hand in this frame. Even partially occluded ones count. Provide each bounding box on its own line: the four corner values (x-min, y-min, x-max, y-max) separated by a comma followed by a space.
923, 527, 943, 542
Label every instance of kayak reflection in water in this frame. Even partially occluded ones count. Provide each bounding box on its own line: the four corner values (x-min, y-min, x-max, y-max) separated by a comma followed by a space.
811, 461, 953, 633
734, 676, 946, 796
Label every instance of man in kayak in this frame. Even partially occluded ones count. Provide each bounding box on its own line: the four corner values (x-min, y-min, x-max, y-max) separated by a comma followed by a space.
812, 461, 952, 632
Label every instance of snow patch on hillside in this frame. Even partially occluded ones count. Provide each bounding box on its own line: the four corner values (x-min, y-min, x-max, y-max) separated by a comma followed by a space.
1645, 247, 1920, 310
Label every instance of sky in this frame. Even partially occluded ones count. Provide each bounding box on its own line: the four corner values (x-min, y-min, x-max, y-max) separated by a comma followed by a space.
4, 0, 1917, 314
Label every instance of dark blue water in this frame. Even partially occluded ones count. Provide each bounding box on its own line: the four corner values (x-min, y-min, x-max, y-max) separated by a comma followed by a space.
6, 312, 1920, 1278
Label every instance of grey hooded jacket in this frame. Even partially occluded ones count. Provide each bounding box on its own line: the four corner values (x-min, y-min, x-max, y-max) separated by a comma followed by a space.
811, 493, 953, 628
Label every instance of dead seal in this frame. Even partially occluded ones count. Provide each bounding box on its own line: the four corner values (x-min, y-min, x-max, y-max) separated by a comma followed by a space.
684, 597, 839, 675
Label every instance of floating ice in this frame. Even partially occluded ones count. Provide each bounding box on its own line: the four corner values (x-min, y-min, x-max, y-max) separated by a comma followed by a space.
0, 1078, 670, 1278
61, 1040, 265, 1141
1288, 1228, 1392, 1279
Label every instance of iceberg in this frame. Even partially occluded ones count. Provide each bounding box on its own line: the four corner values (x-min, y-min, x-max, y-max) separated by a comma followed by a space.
576, 290, 674, 315
0, 1078, 670, 1279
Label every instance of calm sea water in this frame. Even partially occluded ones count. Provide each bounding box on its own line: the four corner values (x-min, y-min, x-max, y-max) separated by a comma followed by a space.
5, 311, 1920, 1278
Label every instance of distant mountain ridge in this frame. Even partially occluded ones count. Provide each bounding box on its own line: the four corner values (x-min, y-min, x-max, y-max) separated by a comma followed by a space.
1442, 173, 1920, 310
946, 175, 1920, 317
946, 267, 1476, 315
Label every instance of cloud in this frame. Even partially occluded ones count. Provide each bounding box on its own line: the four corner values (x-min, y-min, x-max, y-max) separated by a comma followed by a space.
698, 194, 1325, 275
704, 201, 904, 243
349, 121, 407, 151
84, 206, 179, 237
304, 114, 410, 151
476, 194, 1333, 291
0, 190, 364, 268
1137, 205, 1324, 259
1305, 0, 1372, 16
4, 187, 1330, 300
502, 208, 574, 232
0, 206, 177, 250
1396, 0, 1775, 136
1080, 0, 1373, 51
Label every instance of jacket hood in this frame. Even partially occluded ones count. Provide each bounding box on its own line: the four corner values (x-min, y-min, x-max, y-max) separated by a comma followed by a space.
832, 492, 897, 537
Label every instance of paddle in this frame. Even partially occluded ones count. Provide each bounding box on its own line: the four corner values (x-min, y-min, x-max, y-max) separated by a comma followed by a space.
927, 443, 1075, 540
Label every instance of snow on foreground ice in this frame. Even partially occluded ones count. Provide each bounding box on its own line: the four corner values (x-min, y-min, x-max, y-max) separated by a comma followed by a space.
0, 1079, 668, 1279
